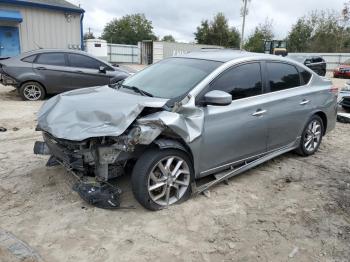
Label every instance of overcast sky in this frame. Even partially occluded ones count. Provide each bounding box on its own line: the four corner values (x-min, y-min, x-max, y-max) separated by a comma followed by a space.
70, 0, 345, 42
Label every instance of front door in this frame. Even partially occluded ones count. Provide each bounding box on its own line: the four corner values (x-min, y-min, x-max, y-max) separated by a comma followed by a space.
0, 26, 20, 57
198, 62, 268, 174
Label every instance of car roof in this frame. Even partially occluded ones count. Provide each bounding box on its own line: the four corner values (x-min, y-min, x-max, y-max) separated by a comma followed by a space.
175, 49, 291, 63
20, 48, 88, 57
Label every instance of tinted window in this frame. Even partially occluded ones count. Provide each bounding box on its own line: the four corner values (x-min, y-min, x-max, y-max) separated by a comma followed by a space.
68, 54, 104, 69
298, 67, 312, 85
313, 57, 323, 63
21, 55, 36, 63
210, 63, 262, 100
36, 53, 66, 66
267, 62, 300, 92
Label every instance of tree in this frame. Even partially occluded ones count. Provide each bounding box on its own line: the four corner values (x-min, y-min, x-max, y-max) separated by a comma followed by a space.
244, 19, 274, 52
162, 35, 175, 42
286, 17, 313, 52
83, 31, 95, 40
194, 13, 241, 48
101, 14, 157, 45
287, 10, 346, 52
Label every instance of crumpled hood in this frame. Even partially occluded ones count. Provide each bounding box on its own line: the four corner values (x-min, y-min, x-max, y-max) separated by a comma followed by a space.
37, 86, 168, 141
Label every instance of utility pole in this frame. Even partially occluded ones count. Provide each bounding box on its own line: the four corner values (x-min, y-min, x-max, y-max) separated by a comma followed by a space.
240, 0, 248, 50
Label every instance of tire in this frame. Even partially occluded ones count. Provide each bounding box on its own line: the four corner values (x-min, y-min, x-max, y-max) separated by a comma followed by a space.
131, 148, 193, 211
19, 81, 46, 101
295, 115, 324, 157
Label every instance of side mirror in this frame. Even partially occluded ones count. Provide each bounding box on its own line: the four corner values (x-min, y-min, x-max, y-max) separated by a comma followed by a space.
99, 66, 107, 74
203, 90, 232, 106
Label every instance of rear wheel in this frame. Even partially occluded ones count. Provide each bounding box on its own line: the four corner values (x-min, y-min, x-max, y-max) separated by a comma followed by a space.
19, 81, 46, 101
131, 148, 193, 211
295, 115, 324, 156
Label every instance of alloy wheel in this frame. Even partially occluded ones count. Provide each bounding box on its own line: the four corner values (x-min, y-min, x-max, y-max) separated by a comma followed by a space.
23, 85, 42, 101
304, 119, 322, 152
147, 156, 191, 207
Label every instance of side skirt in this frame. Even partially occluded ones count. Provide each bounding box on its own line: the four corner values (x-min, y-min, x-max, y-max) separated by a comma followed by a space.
191, 141, 299, 195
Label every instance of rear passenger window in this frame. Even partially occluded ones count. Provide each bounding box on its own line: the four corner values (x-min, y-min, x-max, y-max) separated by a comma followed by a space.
36, 53, 66, 66
21, 55, 36, 63
267, 62, 300, 92
210, 63, 262, 100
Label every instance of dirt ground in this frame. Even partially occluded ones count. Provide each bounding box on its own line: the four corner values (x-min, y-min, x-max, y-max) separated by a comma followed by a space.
0, 77, 349, 262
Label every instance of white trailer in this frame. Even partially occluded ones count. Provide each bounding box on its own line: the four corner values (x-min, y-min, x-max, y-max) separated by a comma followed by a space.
139, 41, 223, 64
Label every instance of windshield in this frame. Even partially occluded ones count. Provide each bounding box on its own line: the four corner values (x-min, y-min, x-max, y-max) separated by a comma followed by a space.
122, 58, 222, 99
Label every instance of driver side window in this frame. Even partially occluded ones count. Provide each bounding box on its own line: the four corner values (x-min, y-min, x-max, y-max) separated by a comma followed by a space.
210, 62, 263, 100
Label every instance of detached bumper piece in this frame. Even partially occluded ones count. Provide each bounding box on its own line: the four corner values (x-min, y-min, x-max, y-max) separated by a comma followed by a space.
73, 182, 121, 209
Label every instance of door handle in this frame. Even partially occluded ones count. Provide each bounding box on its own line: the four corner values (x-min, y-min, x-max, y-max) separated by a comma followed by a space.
300, 99, 310, 105
252, 109, 267, 116
36, 67, 46, 70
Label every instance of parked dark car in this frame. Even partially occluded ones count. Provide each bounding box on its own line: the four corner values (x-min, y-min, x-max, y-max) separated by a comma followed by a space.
0, 49, 130, 101
333, 59, 350, 78
288, 55, 327, 76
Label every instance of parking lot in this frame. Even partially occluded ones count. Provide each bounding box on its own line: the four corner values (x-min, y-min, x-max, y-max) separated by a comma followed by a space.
0, 76, 349, 262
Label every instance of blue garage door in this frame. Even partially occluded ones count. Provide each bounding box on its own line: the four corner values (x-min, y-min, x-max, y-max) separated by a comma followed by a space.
0, 26, 20, 58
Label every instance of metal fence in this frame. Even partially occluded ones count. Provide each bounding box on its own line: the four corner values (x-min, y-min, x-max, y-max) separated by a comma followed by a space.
291, 53, 350, 71
107, 44, 139, 64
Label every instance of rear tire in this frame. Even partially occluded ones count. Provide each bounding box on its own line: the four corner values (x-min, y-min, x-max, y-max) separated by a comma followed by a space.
131, 148, 193, 211
295, 115, 324, 157
19, 81, 46, 101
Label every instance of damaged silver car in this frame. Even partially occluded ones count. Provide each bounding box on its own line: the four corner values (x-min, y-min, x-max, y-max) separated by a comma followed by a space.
34, 50, 338, 210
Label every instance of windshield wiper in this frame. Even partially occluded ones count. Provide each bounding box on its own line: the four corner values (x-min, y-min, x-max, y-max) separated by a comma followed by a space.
121, 84, 153, 97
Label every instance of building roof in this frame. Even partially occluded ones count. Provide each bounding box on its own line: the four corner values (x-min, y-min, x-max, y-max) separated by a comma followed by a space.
0, 0, 84, 13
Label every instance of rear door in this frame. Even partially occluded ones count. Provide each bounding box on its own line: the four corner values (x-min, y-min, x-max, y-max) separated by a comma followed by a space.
33, 52, 70, 93
198, 62, 268, 175
66, 53, 114, 89
263, 61, 313, 151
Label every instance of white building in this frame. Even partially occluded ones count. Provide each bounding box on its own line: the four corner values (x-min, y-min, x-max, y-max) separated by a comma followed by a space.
0, 0, 84, 58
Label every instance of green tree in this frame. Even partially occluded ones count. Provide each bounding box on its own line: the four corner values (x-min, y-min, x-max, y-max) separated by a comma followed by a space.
287, 10, 345, 52
244, 19, 274, 52
194, 13, 240, 48
101, 14, 157, 45
83, 31, 95, 40
162, 35, 175, 42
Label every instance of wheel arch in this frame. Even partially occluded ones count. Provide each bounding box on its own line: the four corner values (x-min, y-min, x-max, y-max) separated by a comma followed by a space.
19, 80, 47, 94
314, 111, 327, 135
152, 138, 194, 167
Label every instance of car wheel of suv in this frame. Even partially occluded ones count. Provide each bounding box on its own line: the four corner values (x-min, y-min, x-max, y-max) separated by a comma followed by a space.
20, 82, 46, 101
296, 115, 324, 156
131, 148, 193, 211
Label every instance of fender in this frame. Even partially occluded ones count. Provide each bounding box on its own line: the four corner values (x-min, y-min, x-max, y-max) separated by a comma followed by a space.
153, 138, 190, 156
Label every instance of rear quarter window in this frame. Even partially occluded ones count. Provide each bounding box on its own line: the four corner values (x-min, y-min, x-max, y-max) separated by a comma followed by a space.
21, 55, 37, 63
298, 67, 312, 85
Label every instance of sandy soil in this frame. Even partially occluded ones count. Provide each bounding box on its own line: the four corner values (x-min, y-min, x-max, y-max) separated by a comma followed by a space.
0, 77, 349, 262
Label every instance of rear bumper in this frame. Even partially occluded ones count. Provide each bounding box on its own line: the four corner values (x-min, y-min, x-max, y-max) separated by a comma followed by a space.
0, 73, 17, 86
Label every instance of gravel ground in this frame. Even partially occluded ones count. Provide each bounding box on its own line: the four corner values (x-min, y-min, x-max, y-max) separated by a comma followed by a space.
0, 76, 349, 262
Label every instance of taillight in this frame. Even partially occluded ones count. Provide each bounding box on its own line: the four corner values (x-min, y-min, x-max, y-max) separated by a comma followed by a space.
330, 86, 338, 94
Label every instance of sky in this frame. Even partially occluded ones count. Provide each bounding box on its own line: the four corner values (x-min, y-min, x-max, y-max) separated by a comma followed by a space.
70, 0, 346, 42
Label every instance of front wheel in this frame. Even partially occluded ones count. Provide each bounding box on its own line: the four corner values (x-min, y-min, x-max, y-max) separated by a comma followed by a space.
19, 81, 46, 101
131, 148, 193, 211
295, 115, 324, 156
